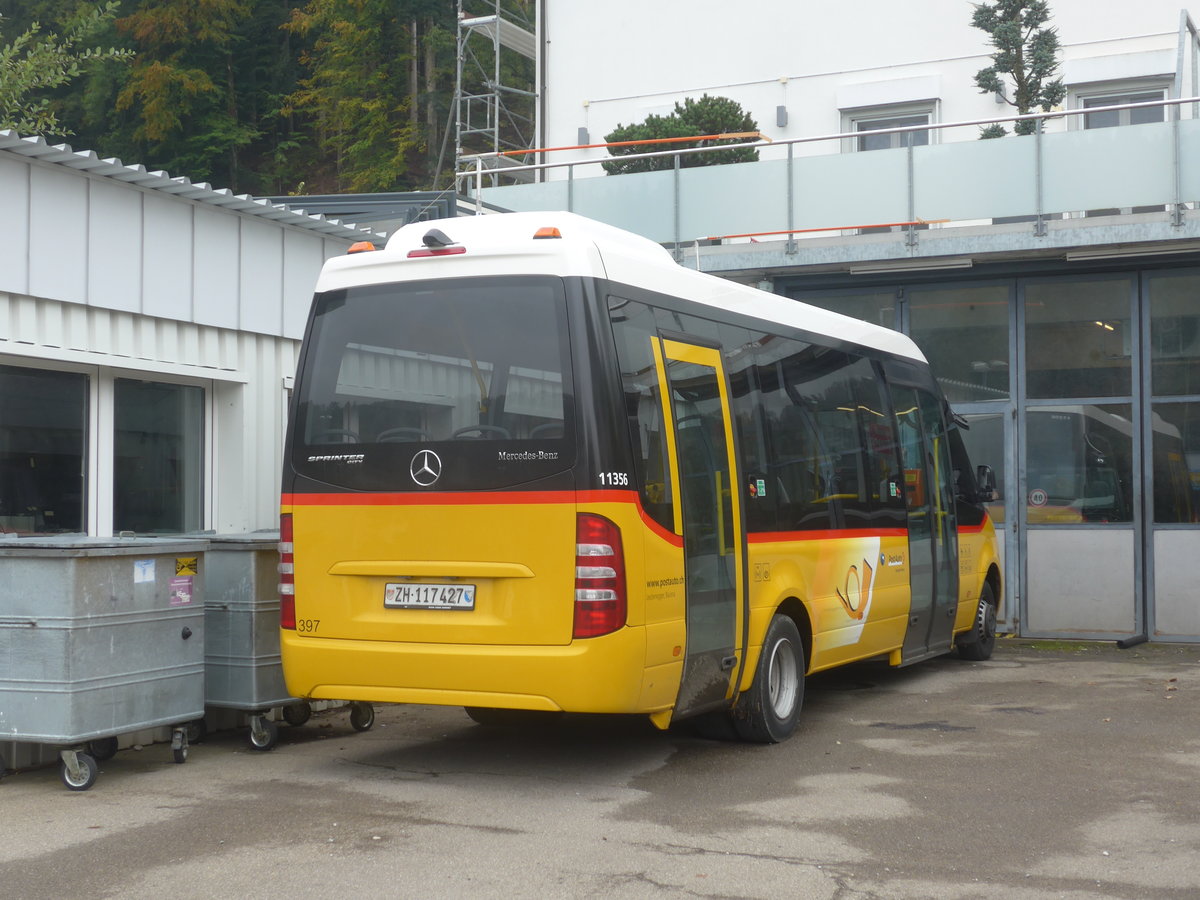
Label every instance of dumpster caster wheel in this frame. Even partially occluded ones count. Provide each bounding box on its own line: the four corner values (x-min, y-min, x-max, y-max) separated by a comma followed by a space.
171, 726, 189, 764
87, 736, 119, 762
282, 702, 312, 728
60, 751, 98, 792
349, 702, 375, 732
248, 715, 279, 751
186, 718, 207, 744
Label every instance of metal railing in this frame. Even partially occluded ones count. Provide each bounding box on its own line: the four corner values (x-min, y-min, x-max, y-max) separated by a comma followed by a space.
459, 97, 1200, 253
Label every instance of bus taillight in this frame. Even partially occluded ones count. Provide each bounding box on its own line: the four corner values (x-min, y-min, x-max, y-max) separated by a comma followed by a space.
574, 514, 626, 638
279, 513, 296, 630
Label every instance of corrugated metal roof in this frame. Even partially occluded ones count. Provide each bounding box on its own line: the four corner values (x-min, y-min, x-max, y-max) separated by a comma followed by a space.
0, 130, 383, 241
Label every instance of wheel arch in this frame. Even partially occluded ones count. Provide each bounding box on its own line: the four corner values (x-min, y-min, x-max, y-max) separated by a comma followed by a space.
985, 562, 1002, 613
771, 595, 812, 675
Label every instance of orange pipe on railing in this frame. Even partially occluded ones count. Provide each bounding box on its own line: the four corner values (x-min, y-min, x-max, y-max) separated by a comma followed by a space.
499, 131, 771, 158
708, 219, 950, 240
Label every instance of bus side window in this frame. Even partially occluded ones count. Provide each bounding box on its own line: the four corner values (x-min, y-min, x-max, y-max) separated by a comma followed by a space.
858, 361, 907, 527
768, 355, 835, 535
724, 330, 778, 533
629, 389, 675, 525
611, 300, 675, 531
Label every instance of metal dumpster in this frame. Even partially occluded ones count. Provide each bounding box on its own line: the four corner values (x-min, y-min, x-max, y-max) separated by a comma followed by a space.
202, 533, 373, 750
0, 538, 206, 790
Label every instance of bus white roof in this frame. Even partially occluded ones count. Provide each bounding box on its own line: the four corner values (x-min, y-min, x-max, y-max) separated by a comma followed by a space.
314, 211, 925, 363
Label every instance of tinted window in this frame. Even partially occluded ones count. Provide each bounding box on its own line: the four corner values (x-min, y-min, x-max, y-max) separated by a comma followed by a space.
608, 298, 904, 534
1151, 402, 1199, 524
610, 300, 675, 531
1025, 405, 1134, 524
774, 348, 903, 531
0, 365, 87, 535
114, 379, 204, 534
293, 276, 573, 491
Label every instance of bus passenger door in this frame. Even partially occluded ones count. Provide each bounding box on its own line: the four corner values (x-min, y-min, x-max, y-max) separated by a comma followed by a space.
893, 384, 959, 659
653, 338, 746, 716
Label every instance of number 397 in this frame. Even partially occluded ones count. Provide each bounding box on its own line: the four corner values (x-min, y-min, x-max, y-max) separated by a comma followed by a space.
599, 472, 629, 486
297, 618, 320, 633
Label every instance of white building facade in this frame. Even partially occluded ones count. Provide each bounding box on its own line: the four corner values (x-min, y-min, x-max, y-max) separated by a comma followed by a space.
466, 1, 1200, 644
0, 132, 373, 540
540, 0, 1193, 165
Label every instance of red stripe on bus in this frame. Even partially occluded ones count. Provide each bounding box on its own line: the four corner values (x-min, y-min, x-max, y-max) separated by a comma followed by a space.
282, 490, 578, 506
284, 488, 650, 506
574, 489, 641, 504
283, 487, 686, 546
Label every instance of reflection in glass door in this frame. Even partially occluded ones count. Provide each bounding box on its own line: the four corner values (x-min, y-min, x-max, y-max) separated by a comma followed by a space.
1021, 277, 1139, 638
1147, 271, 1200, 641
907, 281, 1013, 630
892, 383, 958, 657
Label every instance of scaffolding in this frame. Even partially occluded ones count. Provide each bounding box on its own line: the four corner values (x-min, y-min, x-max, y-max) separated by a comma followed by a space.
456, 0, 538, 184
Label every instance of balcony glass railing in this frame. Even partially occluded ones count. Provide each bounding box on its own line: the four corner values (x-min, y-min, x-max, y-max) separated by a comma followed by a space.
463, 98, 1200, 246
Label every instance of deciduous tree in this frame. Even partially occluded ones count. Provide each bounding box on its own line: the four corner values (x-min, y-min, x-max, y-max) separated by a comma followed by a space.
115, 0, 259, 187
0, 2, 131, 135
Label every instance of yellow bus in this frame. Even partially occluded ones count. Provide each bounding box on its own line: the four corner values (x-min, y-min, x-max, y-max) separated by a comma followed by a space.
279, 212, 1001, 742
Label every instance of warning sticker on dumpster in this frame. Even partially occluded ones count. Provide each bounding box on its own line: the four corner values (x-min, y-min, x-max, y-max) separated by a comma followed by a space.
169, 576, 193, 606
175, 557, 198, 576
134, 559, 155, 584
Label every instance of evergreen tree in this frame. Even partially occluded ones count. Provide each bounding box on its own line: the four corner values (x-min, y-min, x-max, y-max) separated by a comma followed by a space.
971, 0, 1066, 137
284, 0, 455, 193
602, 95, 760, 175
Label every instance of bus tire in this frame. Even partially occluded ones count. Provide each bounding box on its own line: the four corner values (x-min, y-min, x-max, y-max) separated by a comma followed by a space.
956, 581, 998, 661
733, 614, 805, 743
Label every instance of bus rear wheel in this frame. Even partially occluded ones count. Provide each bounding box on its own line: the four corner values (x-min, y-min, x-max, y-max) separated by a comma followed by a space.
956, 581, 998, 661
733, 614, 805, 743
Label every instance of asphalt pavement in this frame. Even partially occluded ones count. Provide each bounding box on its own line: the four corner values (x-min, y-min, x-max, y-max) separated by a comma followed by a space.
2, 638, 1198, 899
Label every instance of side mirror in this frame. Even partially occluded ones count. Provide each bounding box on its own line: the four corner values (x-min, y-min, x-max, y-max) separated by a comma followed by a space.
975, 464, 998, 502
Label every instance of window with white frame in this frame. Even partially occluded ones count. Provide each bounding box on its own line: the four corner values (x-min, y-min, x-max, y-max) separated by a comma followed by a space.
1072, 83, 1169, 129
843, 103, 936, 151
0, 362, 208, 536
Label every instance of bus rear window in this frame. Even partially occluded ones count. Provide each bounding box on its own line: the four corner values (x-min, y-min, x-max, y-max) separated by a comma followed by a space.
293, 276, 573, 491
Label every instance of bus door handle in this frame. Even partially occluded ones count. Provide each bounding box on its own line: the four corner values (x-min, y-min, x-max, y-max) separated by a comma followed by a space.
720, 655, 737, 671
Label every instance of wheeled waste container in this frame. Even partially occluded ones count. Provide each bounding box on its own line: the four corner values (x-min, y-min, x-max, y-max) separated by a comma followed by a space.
202, 534, 373, 751
0, 538, 206, 790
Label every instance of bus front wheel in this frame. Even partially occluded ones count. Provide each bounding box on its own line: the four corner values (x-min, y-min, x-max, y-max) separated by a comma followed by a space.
733, 614, 805, 743
956, 581, 998, 661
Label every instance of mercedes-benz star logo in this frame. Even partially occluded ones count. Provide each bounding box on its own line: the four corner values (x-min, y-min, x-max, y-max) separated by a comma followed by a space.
409, 449, 442, 486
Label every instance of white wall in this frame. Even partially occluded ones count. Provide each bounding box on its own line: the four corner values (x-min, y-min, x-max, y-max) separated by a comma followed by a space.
0, 291, 298, 534
0, 152, 348, 341
542, 0, 1195, 170
0, 142, 365, 535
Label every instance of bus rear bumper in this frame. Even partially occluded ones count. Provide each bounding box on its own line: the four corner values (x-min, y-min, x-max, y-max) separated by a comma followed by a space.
280, 626, 676, 715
